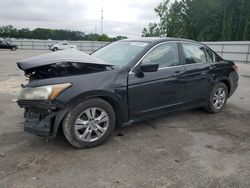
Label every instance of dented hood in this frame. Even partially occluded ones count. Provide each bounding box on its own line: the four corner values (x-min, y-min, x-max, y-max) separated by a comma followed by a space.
17, 49, 113, 71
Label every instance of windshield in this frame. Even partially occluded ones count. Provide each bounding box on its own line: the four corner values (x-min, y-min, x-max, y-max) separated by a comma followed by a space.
91, 41, 148, 67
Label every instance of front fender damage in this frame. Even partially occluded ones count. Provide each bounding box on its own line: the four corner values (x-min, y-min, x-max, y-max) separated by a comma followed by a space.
16, 49, 115, 138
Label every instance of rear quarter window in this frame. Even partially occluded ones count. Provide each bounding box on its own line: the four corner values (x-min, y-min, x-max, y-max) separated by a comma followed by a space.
205, 48, 214, 62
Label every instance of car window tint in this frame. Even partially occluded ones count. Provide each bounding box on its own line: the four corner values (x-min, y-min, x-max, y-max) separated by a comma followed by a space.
182, 43, 206, 64
141, 43, 180, 68
63, 43, 68, 45
205, 48, 214, 62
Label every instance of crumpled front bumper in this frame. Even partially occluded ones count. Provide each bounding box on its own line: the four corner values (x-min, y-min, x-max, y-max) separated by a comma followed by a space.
17, 100, 68, 138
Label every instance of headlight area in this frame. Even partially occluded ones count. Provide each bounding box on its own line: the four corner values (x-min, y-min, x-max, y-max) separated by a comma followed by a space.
17, 83, 72, 137
18, 83, 72, 101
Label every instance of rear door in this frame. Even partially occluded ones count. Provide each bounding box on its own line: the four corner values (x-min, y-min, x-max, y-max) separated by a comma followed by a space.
180, 42, 213, 105
128, 42, 186, 119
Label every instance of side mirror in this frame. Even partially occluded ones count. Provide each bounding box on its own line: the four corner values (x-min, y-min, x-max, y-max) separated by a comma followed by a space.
140, 63, 159, 72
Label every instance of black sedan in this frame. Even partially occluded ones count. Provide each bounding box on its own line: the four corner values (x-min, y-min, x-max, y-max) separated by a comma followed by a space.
0, 40, 18, 50
16, 38, 239, 148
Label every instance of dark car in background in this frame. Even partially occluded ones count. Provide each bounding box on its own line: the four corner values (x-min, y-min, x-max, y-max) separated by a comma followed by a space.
0, 40, 18, 50
16, 38, 239, 148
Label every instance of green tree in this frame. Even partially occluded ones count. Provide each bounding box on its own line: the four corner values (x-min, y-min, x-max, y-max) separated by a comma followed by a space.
0, 25, 127, 41
142, 23, 161, 37
142, 0, 250, 41
112, 36, 128, 41
98, 34, 110, 41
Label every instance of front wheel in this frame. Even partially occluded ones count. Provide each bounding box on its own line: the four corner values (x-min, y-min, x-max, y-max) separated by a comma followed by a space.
63, 98, 116, 148
206, 82, 228, 113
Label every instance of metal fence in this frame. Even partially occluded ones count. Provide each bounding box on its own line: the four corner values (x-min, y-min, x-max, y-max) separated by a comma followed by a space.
204, 41, 250, 64
11, 39, 250, 63
12, 39, 109, 54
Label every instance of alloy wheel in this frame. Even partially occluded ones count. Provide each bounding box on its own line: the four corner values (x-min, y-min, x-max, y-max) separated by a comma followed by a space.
213, 87, 226, 110
74, 107, 109, 142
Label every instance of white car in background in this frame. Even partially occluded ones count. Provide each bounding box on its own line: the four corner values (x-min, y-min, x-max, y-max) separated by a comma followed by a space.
49, 41, 77, 51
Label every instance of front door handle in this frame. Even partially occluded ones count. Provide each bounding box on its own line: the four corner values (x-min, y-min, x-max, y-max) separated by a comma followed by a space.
201, 72, 207, 75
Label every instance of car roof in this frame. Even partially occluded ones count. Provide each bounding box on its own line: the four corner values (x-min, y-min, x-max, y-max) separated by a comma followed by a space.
120, 37, 201, 44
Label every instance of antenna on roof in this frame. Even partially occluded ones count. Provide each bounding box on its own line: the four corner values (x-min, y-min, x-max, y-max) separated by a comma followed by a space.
101, 0, 104, 35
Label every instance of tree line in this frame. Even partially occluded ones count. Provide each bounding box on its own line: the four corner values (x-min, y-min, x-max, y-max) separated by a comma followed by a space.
142, 0, 250, 41
0, 25, 127, 42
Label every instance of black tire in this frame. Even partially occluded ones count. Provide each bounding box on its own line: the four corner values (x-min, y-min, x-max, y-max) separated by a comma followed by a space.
63, 98, 116, 148
206, 82, 228, 113
11, 46, 17, 51
53, 47, 58, 51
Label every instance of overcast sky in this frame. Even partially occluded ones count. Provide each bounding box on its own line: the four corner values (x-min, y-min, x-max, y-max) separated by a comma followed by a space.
0, 0, 165, 38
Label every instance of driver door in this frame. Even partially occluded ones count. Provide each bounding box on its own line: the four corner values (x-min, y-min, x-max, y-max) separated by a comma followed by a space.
128, 42, 186, 119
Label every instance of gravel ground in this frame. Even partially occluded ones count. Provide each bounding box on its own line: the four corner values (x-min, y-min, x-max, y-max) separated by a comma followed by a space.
0, 50, 250, 188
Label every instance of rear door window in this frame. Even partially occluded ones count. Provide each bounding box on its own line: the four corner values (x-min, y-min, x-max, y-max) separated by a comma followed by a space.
182, 43, 207, 64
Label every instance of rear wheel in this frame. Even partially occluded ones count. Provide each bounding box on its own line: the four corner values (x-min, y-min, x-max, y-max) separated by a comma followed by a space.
53, 47, 58, 51
206, 82, 228, 113
11, 46, 16, 51
63, 98, 116, 148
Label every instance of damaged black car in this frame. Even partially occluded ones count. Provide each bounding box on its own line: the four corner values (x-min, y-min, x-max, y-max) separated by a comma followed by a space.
17, 38, 239, 148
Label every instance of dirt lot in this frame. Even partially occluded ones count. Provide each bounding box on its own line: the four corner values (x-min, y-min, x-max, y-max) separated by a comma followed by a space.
0, 50, 250, 188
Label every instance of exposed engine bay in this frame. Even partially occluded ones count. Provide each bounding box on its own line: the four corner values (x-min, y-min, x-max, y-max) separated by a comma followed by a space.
16, 49, 114, 81
24, 62, 110, 81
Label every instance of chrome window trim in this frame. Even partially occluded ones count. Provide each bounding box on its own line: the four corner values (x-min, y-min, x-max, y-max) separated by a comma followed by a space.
160, 59, 214, 69
129, 41, 181, 74
158, 64, 184, 70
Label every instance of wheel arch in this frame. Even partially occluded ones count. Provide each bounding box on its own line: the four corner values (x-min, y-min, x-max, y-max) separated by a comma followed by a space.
53, 93, 124, 138
218, 79, 231, 97
68, 91, 125, 125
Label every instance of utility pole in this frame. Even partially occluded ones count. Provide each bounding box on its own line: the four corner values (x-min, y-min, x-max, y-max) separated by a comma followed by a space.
101, 0, 104, 35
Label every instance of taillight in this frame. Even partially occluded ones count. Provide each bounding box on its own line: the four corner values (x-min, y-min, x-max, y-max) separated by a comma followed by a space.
232, 65, 238, 72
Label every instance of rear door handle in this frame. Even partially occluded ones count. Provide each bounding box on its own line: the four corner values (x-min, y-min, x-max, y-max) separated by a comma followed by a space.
173, 71, 183, 76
